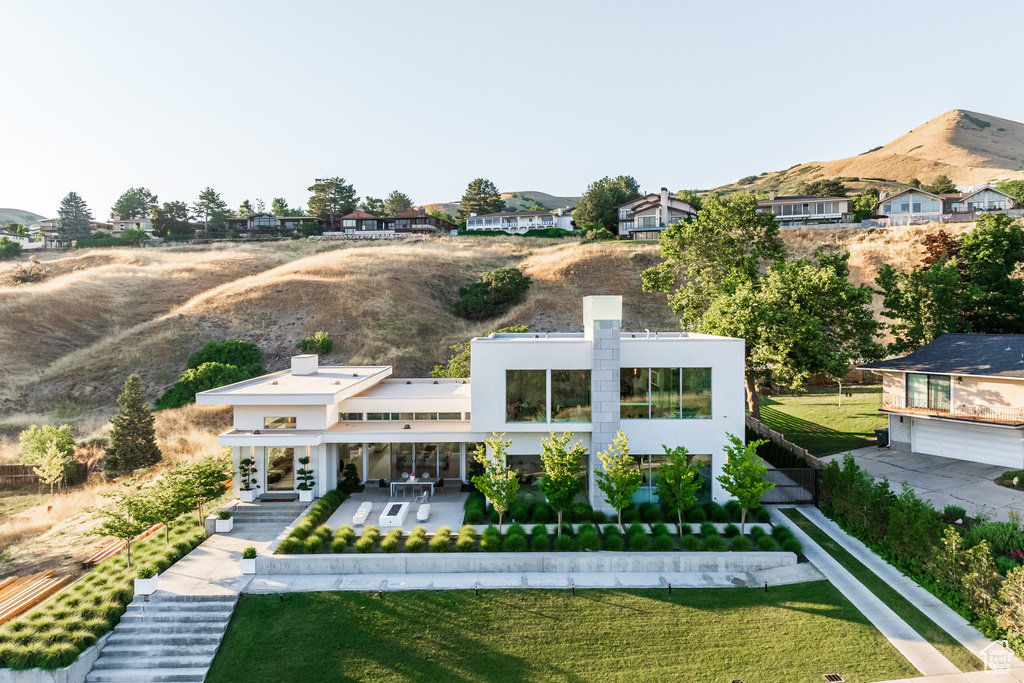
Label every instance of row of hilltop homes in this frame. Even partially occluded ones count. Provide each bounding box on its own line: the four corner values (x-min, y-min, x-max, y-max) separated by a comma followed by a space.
195, 295, 1024, 508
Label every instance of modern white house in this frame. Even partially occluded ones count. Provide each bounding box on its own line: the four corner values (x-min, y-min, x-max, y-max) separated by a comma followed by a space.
615, 188, 698, 239
196, 295, 745, 509
861, 334, 1024, 469
0, 230, 43, 249
464, 208, 574, 234
109, 217, 153, 238
756, 192, 854, 226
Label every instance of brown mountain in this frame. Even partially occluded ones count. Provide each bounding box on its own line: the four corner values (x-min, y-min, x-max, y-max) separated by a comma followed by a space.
717, 109, 1024, 195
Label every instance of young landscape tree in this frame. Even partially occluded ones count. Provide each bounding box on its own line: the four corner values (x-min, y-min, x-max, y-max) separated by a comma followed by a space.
594, 431, 642, 531
192, 187, 231, 234
717, 433, 772, 534
382, 190, 413, 217
172, 456, 230, 525
308, 177, 358, 228
110, 187, 158, 219
19, 424, 75, 466
90, 485, 155, 568
572, 175, 642, 234
655, 446, 703, 534
457, 178, 505, 222
56, 191, 93, 244
104, 374, 162, 475
34, 441, 72, 496
471, 434, 520, 530
642, 192, 881, 417
147, 476, 186, 543
538, 431, 586, 537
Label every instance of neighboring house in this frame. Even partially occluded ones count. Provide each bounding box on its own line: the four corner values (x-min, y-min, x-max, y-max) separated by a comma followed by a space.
861, 334, 1024, 468
757, 192, 854, 226
37, 218, 112, 247
464, 209, 573, 234
615, 188, 698, 240
874, 185, 1016, 226
224, 213, 321, 238
110, 217, 153, 238
197, 295, 744, 508
333, 208, 456, 238
0, 230, 43, 250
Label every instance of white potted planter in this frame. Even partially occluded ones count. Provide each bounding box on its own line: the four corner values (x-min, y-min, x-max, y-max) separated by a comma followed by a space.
298, 489, 313, 503
134, 569, 158, 595
240, 547, 257, 574
240, 490, 257, 503
215, 511, 234, 533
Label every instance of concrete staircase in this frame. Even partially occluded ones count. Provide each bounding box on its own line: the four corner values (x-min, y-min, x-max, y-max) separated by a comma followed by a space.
85, 593, 237, 683
230, 500, 307, 525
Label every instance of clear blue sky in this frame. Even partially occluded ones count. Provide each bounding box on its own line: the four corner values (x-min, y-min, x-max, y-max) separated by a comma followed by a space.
3, 0, 1023, 218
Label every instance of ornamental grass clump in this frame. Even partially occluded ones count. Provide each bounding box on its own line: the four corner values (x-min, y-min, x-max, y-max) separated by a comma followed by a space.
405, 526, 428, 553
708, 502, 730, 523
654, 533, 675, 552
380, 529, 403, 553
686, 506, 707, 523
503, 532, 527, 552
430, 526, 452, 552
757, 536, 780, 552
578, 527, 601, 551
699, 521, 717, 537
627, 529, 651, 551
723, 523, 740, 538
275, 490, 346, 554
554, 533, 576, 552
480, 526, 502, 552
332, 525, 356, 552
530, 525, 549, 552
680, 534, 702, 551
782, 537, 803, 554
456, 526, 476, 552
730, 535, 752, 551
703, 534, 726, 552
604, 533, 624, 552
750, 526, 767, 540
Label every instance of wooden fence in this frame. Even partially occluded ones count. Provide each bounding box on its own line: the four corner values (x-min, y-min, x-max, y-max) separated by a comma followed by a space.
0, 463, 88, 488
745, 415, 826, 470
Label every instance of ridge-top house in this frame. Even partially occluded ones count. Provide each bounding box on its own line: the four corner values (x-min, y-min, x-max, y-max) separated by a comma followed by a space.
861, 334, 1024, 468
615, 188, 698, 240
756, 192, 854, 226
464, 208, 573, 234
224, 213, 322, 238
873, 185, 1016, 226
332, 208, 456, 238
196, 296, 744, 508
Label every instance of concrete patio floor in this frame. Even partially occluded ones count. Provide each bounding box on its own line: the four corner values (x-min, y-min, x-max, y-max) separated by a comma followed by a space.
326, 488, 469, 532
823, 446, 1024, 522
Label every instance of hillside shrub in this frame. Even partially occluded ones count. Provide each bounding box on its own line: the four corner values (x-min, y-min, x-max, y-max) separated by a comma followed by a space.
966, 515, 1024, 558
297, 331, 333, 355
453, 267, 531, 320
156, 340, 265, 409
0, 236, 22, 260
2, 257, 50, 285
78, 236, 129, 248
522, 228, 574, 239
943, 505, 968, 523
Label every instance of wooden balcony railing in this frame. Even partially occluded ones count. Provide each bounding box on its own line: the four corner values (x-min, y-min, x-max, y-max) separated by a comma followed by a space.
881, 394, 1024, 425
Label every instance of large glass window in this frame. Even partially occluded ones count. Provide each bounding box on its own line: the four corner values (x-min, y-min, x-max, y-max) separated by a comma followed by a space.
620, 368, 651, 418
266, 447, 295, 490
907, 373, 950, 411
551, 370, 591, 422
391, 443, 413, 477
651, 368, 681, 418
438, 443, 459, 479
337, 443, 362, 483
264, 417, 296, 429
506, 370, 546, 422
367, 443, 391, 480
680, 368, 712, 418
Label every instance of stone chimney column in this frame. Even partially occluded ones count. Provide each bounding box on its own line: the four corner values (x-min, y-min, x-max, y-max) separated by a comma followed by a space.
584, 296, 623, 511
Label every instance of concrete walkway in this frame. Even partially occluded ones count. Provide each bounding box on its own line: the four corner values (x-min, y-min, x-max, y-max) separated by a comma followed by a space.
875, 671, 1024, 682
798, 507, 1024, 672
770, 508, 960, 677
827, 446, 1024, 523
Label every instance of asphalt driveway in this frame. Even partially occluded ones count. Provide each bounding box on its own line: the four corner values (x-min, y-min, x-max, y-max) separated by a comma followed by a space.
822, 446, 1024, 522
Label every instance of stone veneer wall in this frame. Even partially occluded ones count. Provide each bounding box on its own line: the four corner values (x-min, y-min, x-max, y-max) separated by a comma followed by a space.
589, 319, 620, 511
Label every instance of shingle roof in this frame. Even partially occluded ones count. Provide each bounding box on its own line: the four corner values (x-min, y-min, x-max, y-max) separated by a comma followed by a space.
860, 334, 1024, 378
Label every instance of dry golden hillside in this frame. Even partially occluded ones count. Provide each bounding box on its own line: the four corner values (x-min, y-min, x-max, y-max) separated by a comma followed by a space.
718, 109, 1024, 195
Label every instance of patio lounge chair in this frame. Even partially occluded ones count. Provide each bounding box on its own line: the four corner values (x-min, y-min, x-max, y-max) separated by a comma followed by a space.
416, 504, 430, 522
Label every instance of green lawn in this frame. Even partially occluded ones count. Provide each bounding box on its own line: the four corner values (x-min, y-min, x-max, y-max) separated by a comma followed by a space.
782, 509, 982, 672
759, 385, 886, 455
206, 586, 916, 683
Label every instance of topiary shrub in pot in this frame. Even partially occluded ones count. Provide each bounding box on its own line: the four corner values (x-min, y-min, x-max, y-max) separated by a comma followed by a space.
237, 457, 260, 502
296, 456, 316, 503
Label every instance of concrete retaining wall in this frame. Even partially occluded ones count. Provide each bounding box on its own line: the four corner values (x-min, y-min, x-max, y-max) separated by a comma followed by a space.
0, 634, 110, 683
256, 551, 796, 575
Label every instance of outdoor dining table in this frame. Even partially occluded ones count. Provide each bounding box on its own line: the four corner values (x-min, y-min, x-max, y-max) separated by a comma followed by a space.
390, 479, 435, 498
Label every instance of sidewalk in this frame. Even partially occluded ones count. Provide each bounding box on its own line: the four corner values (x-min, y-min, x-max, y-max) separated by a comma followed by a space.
798, 507, 1024, 672
156, 521, 283, 596
770, 508, 960, 677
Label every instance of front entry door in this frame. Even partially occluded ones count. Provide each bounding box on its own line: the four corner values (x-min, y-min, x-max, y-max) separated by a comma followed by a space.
267, 447, 296, 491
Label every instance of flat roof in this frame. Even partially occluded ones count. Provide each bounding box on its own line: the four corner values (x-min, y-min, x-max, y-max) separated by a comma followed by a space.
352, 379, 471, 401
479, 331, 740, 342
196, 366, 392, 405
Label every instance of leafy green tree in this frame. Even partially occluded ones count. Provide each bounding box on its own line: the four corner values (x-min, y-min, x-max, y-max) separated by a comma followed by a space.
958, 214, 1024, 333
19, 424, 75, 464
594, 431, 642, 531
171, 456, 230, 525
3, 223, 27, 235
147, 476, 187, 542
996, 180, 1024, 207
56, 191, 93, 243
676, 190, 702, 209
717, 433, 772, 534
572, 175, 642, 233
655, 446, 703, 533
155, 362, 251, 410
151, 201, 191, 237
308, 177, 358, 228
90, 484, 156, 567
270, 197, 303, 216
852, 187, 880, 222
431, 325, 528, 378
358, 196, 385, 216
453, 267, 531, 319
239, 199, 255, 215
581, 223, 615, 241
927, 526, 999, 614
429, 208, 456, 226
538, 431, 586, 537
105, 374, 162, 474
457, 178, 505, 221
799, 178, 848, 197
907, 178, 922, 189
192, 187, 231, 233
188, 339, 264, 376
924, 174, 957, 195
35, 441, 72, 495
0, 236, 22, 260
383, 191, 413, 217
120, 227, 149, 246
876, 260, 966, 355
111, 187, 157, 219
996, 565, 1024, 652
301, 221, 324, 237
471, 434, 519, 530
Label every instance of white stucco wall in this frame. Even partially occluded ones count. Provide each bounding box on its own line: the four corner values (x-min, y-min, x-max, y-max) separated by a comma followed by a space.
233, 404, 333, 431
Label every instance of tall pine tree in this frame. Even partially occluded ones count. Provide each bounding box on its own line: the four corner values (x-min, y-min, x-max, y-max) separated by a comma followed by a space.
105, 374, 162, 474
457, 178, 505, 221
56, 191, 93, 243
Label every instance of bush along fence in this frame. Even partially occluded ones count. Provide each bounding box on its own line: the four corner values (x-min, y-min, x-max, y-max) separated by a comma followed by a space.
745, 416, 824, 469
821, 454, 1024, 655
